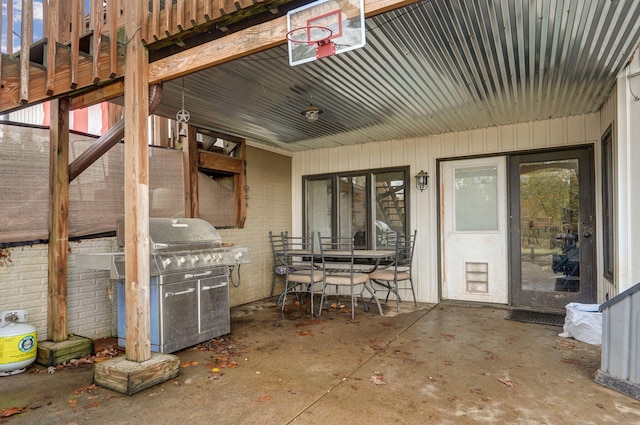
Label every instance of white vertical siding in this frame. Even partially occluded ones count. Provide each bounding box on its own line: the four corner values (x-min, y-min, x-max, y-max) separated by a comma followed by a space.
293, 113, 602, 303
615, 50, 640, 293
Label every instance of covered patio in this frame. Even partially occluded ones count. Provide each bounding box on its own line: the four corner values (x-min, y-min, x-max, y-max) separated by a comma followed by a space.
2, 300, 637, 424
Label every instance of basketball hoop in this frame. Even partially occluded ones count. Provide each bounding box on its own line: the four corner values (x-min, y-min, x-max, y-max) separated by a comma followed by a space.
286, 26, 336, 59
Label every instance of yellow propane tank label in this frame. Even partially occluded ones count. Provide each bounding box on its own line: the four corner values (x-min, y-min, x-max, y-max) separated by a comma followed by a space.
0, 332, 37, 363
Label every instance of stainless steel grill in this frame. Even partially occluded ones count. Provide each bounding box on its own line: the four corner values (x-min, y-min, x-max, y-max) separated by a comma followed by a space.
77, 217, 251, 353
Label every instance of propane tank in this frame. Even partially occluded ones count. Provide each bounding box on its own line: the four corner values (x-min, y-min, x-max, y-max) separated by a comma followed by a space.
0, 310, 38, 376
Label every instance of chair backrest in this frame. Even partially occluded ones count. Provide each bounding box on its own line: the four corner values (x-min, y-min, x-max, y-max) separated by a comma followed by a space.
318, 233, 356, 271
395, 230, 417, 269
282, 232, 316, 272
269, 231, 287, 271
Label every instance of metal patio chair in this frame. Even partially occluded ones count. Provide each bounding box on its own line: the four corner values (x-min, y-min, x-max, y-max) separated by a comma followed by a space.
269, 231, 288, 297
279, 232, 324, 316
369, 230, 417, 312
318, 233, 383, 319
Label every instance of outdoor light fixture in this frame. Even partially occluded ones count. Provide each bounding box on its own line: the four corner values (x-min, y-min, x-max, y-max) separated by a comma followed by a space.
415, 170, 429, 192
301, 97, 323, 122
178, 125, 187, 138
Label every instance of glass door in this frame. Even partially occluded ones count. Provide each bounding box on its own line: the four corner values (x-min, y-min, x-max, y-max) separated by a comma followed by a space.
509, 147, 596, 310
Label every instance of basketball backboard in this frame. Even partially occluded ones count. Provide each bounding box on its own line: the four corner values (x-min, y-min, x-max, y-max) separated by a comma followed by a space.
286, 0, 365, 66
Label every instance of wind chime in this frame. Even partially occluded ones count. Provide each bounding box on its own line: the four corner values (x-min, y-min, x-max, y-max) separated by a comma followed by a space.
176, 78, 190, 139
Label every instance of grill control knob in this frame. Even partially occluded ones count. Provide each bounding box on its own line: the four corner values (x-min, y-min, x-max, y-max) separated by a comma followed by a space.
177, 256, 186, 266
161, 258, 172, 268
190, 255, 199, 266
203, 254, 212, 263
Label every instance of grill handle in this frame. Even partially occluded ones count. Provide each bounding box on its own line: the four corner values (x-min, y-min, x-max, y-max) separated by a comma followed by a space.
165, 287, 196, 297
202, 282, 228, 291
185, 271, 213, 279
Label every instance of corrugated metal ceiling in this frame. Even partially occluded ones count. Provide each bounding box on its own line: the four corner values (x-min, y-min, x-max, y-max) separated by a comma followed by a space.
153, 0, 640, 152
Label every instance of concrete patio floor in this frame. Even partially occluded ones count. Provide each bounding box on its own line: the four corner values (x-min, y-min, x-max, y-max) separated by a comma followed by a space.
2, 299, 640, 424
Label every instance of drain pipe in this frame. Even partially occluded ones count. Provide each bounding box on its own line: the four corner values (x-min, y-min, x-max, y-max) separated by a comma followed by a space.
68, 83, 163, 182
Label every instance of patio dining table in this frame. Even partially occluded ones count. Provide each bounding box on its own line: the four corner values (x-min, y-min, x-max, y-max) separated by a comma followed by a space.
280, 248, 395, 316
284, 249, 396, 273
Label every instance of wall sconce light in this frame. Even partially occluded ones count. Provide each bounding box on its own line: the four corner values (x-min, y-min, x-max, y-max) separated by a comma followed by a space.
415, 170, 429, 192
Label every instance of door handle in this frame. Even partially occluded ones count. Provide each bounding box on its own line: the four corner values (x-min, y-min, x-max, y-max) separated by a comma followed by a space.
202, 282, 227, 290
185, 271, 213, 279
583, 231, 591, 238
165, 287, 196, 297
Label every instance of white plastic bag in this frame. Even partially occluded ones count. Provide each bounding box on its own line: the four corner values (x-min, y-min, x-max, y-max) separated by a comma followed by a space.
558, 302, 602, 345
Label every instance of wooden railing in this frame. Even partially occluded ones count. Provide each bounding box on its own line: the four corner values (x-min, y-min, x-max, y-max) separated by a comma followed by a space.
0, 0, 272, 113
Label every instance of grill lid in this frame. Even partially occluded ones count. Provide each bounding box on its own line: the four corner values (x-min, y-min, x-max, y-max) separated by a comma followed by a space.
117, 217, 223, 251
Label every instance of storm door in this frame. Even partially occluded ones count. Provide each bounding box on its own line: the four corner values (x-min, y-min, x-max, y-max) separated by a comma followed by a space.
509, 147, 596, 311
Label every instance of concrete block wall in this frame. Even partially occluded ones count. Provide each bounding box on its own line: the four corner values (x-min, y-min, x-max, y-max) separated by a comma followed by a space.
0, 238, 116, 341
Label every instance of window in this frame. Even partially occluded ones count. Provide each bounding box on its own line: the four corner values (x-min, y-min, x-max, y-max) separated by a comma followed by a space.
304, 167, 409, 249
191, 129, 247, 229
601, 125, 614, 281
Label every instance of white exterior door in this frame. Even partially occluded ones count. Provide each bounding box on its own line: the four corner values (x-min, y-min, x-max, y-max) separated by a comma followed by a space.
441, 157, 508, 304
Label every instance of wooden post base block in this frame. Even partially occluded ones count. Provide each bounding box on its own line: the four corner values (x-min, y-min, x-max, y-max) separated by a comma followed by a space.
36, 336, 94, 367
94, 353, 180, 395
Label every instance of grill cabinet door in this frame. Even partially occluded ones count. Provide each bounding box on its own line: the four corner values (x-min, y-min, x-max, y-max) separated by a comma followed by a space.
159, 279, 199, 352
199, 275, 230, 338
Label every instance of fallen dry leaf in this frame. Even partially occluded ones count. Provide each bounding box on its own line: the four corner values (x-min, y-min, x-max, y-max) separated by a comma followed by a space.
498, 378, 518, 388
73, 384, 97, 395
370, 371, 387, 385
257, 395, 272, 402
67, 399, 78, 407
441, 333, 455, 341
0, 407, 26, 418
297, 330, 311, 336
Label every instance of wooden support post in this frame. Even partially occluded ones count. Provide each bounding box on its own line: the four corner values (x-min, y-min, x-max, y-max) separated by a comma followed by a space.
183, 125, 199, 218
48, 97, 70, 343
124, 0, 151, 363
234, 141, 247, 228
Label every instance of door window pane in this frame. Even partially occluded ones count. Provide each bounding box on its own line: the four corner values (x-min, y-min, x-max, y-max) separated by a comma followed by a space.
306, 178, 332, 237
338, 176, 367, 241
519, 159, 580, 293
454, 166, 498, 231
374, 171, 406, 248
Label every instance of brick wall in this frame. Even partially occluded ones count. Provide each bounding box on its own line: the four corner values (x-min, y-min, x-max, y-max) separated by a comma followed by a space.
0, 238, 117, 341
219, 146, 292, 307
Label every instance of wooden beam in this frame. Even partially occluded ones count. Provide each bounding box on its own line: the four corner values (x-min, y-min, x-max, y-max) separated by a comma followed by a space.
198, 151, 243, 174
183, 125, 199, 218
148, 0, 417, 84
124, 0, 151, 363
68, 80, 125, 110
48, 97, 70, 343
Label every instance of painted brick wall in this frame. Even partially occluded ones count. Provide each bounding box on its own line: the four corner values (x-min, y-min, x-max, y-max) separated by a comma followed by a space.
0, 239, 117, 341
220, 146, 292, 307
